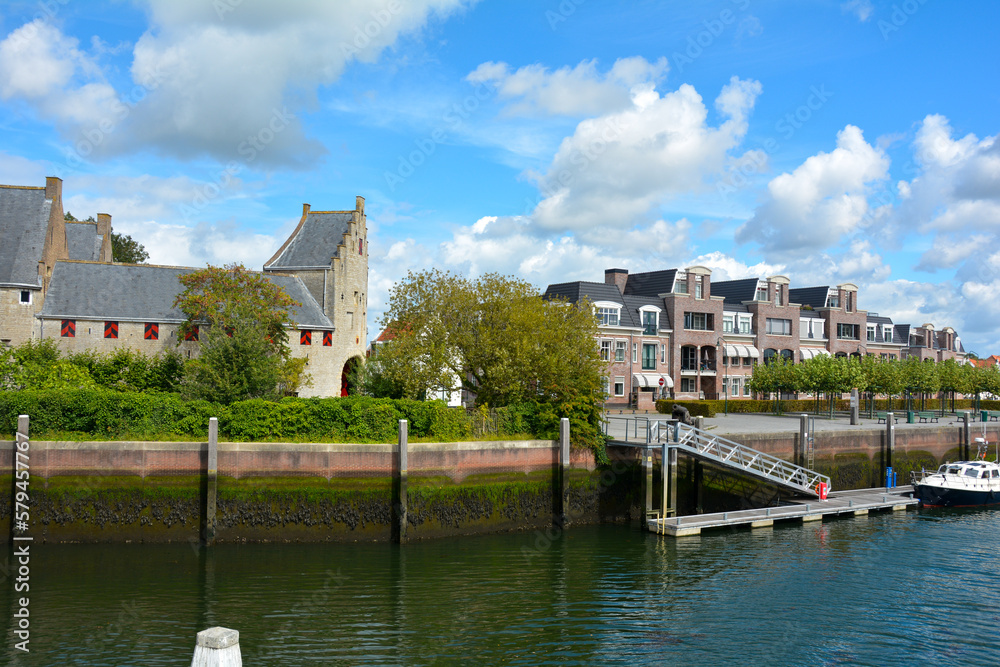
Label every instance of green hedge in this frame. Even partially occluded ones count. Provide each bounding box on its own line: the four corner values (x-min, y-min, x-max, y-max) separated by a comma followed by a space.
0, 390, 474, 443
656, 397, 1000, 418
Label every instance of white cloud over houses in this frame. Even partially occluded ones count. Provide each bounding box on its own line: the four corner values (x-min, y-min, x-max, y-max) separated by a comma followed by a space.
528, 76, 762, 233
736, 124, 890, 256
0, 0, 474, 166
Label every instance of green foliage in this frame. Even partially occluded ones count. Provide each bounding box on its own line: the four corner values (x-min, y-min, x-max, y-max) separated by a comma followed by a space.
69, 348, 184, 392
181, 319, 287, 405
111, 232, 149, 264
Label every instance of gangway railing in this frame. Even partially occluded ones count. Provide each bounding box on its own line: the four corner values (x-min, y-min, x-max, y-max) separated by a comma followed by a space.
645, 420, 830, 498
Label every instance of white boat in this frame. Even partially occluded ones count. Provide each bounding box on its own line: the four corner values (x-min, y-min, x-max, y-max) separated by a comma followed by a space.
912, 456, 1000, 508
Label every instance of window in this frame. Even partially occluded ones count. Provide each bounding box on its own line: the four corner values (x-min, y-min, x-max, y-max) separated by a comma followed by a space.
600, 340, 611, 361
615, 341, 626, 362
867, 325, 876, 342
827, 293, 840, 308
765, 318, 792, 335
723, 314, 734, 333
61, 319, 75, 338
755, 285, 768, 301
837, 323, 859, 340
674, 276, 688, 294
632, 343, 637, 363
19, 290, 31, 304
104, 321, 118, 339
739, 315, 752, 334
731, 377, 740, 396
642, 344, 657, 370
596, 307, 620, 326
695, 279, 703, 299
681, 346, 698, 371
763, 348, 777, 365
744, 381, 751, 396
846, 292, 853, 312
614, 377, 625, 396
743, 357, 753, 367
680, 378, 696, 392
323, 331, 333, 346
774, 288, 783, 306
642, 311, 658, 335
359, 238, 364, 255
184, 326, 199, 342
300, 330, 312, 345
883, 326, 893, 342
660, 344, 666, 364
601, 376, 610, 395
144, 322, 158, 340
684, 312, 711, 330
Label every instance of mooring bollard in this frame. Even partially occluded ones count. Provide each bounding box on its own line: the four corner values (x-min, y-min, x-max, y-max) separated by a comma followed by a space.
393, 419, 408, 544
191, 627, 241, 667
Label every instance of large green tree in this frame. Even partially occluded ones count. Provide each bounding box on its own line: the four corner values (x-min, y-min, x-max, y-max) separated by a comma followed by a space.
111, 232, 149, 264
173, 263, 308, 403
374, 270, 604, 452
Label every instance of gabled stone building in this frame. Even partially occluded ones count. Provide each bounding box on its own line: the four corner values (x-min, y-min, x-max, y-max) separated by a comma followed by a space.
0, 177, 368, 397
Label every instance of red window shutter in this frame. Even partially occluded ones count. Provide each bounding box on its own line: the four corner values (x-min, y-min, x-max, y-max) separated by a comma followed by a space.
184, 326, 199, 341
359, 238, 363, 255
104, 321, 118, 339
322, 331, 332, 346
61, 319, 75, 337
300, 330, 311, 345
144, 322, 159, 340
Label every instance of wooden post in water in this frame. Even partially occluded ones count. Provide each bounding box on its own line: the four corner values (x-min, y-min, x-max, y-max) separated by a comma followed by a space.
663, 445, 678, 517
559, 417, 570, 528
393, 419, 408, 544
10, 415, 28, 541
191, 627, 241, 666
798, 414, 808, 468
885, 413, 895, 473
203, 418, 218, 546
643, 447, 653, 523
962, 412, 971, 460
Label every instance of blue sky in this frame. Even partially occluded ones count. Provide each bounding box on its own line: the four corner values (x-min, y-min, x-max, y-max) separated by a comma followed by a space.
1, 0, 998, 352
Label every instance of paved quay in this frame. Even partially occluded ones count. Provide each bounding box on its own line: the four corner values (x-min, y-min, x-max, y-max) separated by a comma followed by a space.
603, 409, 982, 440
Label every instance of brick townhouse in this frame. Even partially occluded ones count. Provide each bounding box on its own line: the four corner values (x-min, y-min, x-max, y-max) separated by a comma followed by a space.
545, 266, 968, 408
0, 177, 369, 397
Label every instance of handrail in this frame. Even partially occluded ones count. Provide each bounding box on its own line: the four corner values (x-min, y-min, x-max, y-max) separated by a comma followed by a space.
643, 420, 831, 497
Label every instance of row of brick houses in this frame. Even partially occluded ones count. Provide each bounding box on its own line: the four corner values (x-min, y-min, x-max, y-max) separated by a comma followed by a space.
544, 267, 967, 410
0, 177, 369, 397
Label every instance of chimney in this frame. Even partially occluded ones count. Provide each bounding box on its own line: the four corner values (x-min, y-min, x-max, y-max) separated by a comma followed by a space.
96, 213, 111, 236
45, 176, 62, 204
356, 195, 365, 215
302, 203, 311, 217
605, 268, 628, 292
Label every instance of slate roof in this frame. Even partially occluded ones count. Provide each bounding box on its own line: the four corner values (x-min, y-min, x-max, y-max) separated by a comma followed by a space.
894, 324, 911, 347
544, 280, 671, 330
65, 222, 102, 262
623, 269, 677, 296
0, 186, 50, 287
711, 278, 759, 304
788, 286, 830, 309
38, 262, 333, 329
265, 211, 353, 269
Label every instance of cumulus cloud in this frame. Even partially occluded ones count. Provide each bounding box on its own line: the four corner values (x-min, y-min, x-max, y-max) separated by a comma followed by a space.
466, 56, 668, 117
736, 124, 889, 256
0, 1, 473, 166
529, 76, 762, 232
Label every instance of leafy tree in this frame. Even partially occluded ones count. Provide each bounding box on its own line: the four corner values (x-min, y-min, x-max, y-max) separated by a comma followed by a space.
69, 348, 184, 392
901, 356, 940, 410
111, 232, 150, 264
376, 270, 604, 453
173, 263, 308, 403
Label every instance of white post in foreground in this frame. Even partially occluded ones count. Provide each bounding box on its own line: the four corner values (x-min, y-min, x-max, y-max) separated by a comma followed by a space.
191, 627, 242, 667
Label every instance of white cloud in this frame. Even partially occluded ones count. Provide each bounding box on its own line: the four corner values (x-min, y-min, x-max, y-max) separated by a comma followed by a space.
0, 1, 474, 166
736, 124, 890, 255
841, 0, 874, 22
686, 251, 784, 282
466, 56, 668, 117
530, 76, 762, 233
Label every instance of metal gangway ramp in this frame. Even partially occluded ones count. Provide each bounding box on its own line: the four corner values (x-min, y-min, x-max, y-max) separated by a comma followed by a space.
647, 421, 831, 498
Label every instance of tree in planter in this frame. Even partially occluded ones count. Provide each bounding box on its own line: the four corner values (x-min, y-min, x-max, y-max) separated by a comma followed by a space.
173, 263, 309, 403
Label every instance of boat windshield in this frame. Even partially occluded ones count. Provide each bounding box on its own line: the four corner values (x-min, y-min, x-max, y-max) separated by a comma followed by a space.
948, 467, 962, 475
964, 468, 982, 478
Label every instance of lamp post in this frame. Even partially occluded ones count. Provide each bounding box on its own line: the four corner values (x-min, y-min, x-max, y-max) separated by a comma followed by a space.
718, 337, 729, 415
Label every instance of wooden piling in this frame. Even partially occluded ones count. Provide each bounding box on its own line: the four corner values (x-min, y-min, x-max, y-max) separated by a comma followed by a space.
191, 626, 241, 666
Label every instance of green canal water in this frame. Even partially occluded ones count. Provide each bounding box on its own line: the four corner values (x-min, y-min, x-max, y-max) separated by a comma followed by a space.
4, 509, 1000, 666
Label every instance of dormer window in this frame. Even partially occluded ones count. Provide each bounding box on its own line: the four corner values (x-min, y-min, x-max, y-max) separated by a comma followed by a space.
826, 292, 840, 308
642, 311, 657, 335
674, 273, 689, 294
694, 279, 703, 299
774, 287, 783, 306
594, 302, 621, 327
19, 290, 31, 304
755, 284, 768, 301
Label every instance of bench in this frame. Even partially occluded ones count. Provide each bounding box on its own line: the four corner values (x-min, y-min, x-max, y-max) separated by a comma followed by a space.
916, 411, 939, 423
876, 411, 898, 424
983, 410, 1000, 422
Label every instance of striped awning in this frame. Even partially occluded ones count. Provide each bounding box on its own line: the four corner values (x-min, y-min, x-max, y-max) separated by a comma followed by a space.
724, 344, 760, 358
632, 373, 674, 389
800, 348, 830, 361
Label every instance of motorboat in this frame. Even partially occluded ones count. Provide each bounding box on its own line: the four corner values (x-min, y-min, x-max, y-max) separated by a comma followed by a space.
912, 457, 1000, 508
